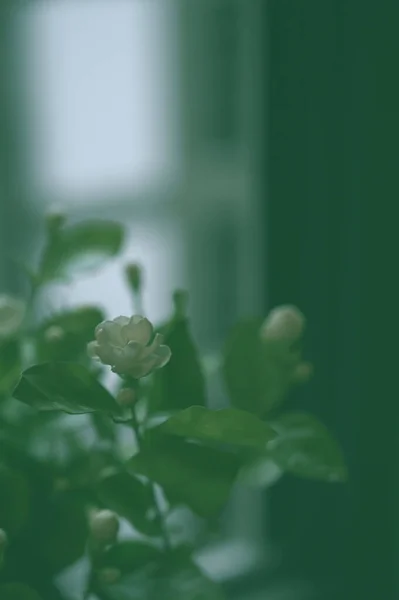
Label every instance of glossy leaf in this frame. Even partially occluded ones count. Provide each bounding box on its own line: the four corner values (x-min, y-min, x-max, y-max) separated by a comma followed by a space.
158, 406, 276, 450
97, 469, 160, 536
269, 412, 348, 482
130, 436, 238, 518
0, 583, 43, 600
39, 220, 124, 283
35, 306, 104, 362
12, 362, 119, 414
0, 468, 30, 536
222, 318, 296, 416
99, 541, 161, 574
150, 318, 206, 411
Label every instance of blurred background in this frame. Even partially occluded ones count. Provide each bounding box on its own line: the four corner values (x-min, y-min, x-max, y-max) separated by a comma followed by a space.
0, 1, 397, 600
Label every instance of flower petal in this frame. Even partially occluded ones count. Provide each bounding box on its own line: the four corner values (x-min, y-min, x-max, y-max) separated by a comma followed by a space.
87, 341, 100, 359
153, 344, 172, 369
122, 316, 153, 345
96, 344, 121, 366
127, 357, 158, 379
139, 333, 163, 359
113, 315, 130, 326
96, 321, 124, 346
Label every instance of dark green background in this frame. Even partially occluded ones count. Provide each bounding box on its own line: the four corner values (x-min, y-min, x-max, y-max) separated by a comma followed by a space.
266, 1, 397, 599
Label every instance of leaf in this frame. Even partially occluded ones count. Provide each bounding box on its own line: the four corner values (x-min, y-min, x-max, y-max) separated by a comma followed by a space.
36, 490, 88, 573
100, 553, 224, 600
150, 318, 206, 411
268, 412, 348, 482
97, 469, 160, 536
0, 468, 30, 536
12, 362, 119, 414
99, 541, 161, 574
35, 306, 104, 362
39, 220, 124, 283
158, 406, 276, 450
130, 436, 238, 518
0, 338, 21, 396
222, 318, 296, 416
0, 583, 43, 600
238, 454, 283, 488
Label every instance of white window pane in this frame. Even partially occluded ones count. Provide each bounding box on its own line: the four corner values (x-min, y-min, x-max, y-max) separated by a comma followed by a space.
21, 0, 181, 202
48, 219, 186, 324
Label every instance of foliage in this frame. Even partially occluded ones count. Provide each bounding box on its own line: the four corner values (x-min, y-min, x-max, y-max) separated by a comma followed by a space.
0, 213, 347, 599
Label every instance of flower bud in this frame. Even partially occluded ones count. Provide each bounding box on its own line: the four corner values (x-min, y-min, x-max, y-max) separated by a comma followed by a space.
116, 388, 136, 407
45, 207, 66, 233
125, 263, 142, 293
292, 361, 314, 384
44, 325, 65, 343
260, 305, 305, 344
98, 567, 121, 585
90, 510, 119, 546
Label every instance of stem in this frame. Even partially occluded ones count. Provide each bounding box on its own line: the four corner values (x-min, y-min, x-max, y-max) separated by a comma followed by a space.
130, 406, 171, 551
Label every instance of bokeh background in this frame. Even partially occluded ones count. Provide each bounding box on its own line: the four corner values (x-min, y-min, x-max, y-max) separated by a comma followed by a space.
0, 1, 397, 600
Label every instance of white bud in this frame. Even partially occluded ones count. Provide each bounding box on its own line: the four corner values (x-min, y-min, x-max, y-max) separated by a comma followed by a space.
260, 304, 305, 344
116, 388, 136, 407
90, 510, 119, 545
98, 567, 121, 585
44, 325, 65, 343
292, 361, 314, 383
0, 529, 8, 552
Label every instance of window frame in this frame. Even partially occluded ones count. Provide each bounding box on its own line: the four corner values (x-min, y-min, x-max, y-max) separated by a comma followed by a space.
6, 0, 271, 588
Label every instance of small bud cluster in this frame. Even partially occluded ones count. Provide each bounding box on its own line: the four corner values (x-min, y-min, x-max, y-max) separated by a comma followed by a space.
260, 304, 314, 390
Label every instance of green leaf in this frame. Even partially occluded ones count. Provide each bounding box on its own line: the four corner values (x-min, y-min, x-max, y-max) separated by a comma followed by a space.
150, 318, 206, 411
0, 338, 21, 396
238, 454, 283, 488
158, 406, 276, 450
36, 490, 88, 573
100, 554, 224, 600
222, 318, 296, 416
269, 412, 348, 482
35, 306, 104, 362
39, 220, 124, 283
0, 583, 43, 600
0, 467, 30, 536
12, 362, 119, 414
130, 436, 238, 518
99, 541, 161, 574
97, 469, 160, 536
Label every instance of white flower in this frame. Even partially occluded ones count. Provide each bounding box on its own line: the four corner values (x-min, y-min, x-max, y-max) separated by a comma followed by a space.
0, 294, 26, 339
88, 315, 171, 378
260, 304, 305, 344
